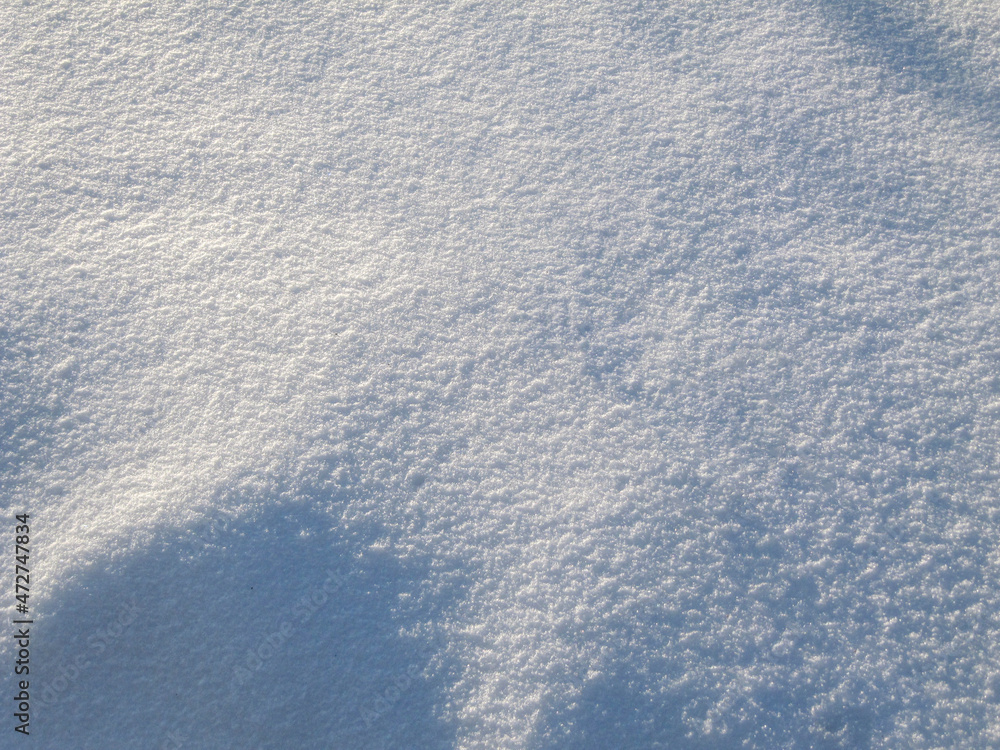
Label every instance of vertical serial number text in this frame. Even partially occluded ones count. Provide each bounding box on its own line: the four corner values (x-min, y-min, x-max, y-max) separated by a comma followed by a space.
13, 513, 31, 737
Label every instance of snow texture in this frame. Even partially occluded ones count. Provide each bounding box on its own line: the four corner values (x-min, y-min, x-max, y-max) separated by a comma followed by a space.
2, 0, 1000, 747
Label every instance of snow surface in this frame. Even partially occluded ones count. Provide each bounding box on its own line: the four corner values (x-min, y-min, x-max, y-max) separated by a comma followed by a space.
3, 0, 1000, 747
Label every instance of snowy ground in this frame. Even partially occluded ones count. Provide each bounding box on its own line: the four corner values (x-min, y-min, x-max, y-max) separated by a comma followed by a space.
3, 0, 1000, 747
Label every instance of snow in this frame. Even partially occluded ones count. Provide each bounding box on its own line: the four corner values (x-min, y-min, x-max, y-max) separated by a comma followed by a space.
3, 0, 1000, 747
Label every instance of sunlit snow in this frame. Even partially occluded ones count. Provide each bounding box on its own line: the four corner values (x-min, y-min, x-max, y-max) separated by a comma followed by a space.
3, 0, 1000, 747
